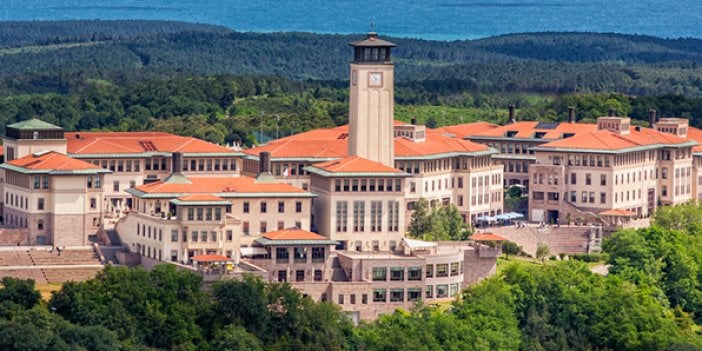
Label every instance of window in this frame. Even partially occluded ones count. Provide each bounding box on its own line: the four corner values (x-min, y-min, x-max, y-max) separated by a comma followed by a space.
585, 174, 592, 185
336, 201, 348, 232
311, 247, 325, 263
390, 267, 404, 281
408, 288, 422, 302
426, 264, 434, 278
426, 285, 433, 299
408, 267, 422, 281
353, 201, 365, 232
113, 181, 120, 192
260, 202, 267, 213
191, 231, 198, 242
450, 262, 459, 276
295, 201, 303, 213
373, 289, 387, 302
171, 230, 178, 242
33, 176, 40, 189
373, 267, 387, 281
436, 284, 448, 298
37, 219, 44, 230
600, 192, 606, 204
242, 222, 249, 235
314, 270, 323, 281
187, 208, 194, 221
436, 264, 448, 277
226, 230, 233, 241
243, 202, 249, 213
296, 270, 305, 282
276, 248, 289, 263
600, 174, 607, 186
37, 198, 45, 210
260, 222, 267, 234
278, 201, 285, 213
390, 289, 404, 302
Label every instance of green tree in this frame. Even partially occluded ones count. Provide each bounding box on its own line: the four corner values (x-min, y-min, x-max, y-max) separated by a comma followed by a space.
409, 198, 432, 238
210, 324, 263, 351
536, 244, 550, 262
501, 241, 521, 259
0, 277, 41, 310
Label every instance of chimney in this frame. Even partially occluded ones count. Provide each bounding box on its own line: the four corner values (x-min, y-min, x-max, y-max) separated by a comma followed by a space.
648, 109, 657, 128
411, 117, 417, 125
172, 152, 184, 173
508, 105, 516, 124
259, 151, 271, 174
608, 108, 616, 117
568, 106, 576, 123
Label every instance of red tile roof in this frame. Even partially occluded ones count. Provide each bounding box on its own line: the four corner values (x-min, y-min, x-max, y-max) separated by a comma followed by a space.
311, 156, 403, 174
263, 228, 329, 241
686, 127, 702, 153
246, 123, 491, 160
435, 122, 499, 138
134, 176, 307, 195
176, 194, 226, 202
7, 151, 102, 171
472, 121, 598, 140
470, 233, 507, 241
538, 127, 693, 151
599, 209, 636, 217
66, 131, 235, 155
395, 129, 490, 157
192, 254, 231, 262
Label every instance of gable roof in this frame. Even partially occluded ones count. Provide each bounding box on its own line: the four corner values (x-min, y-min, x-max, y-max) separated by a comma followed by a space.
256, 228, 338, 246
246, 123, 494, 161
535, 127, 696, 153
127, 175, 314, 199
66, 131, 240, 157
470, 121, 598, 141
306, 156, 407, 177
1, 151, 109, 175
435, 122, 499, 138
7, 119, 63, 130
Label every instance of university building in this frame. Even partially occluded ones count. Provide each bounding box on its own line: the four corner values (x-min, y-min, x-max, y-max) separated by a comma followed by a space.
0, 33, 503, 320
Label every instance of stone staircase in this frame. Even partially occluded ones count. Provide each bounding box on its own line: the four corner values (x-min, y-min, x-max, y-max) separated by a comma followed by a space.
484, 224, 595, 257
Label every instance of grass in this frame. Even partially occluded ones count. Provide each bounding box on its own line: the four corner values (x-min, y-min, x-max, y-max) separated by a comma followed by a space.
35, 283, 62, 301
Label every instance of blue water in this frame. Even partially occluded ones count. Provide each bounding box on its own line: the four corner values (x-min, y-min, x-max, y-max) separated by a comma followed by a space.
0, 0, 700, 40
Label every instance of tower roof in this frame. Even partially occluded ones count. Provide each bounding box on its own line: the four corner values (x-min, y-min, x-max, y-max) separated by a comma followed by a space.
7, 119, 62, 130
349, 33, 396, 47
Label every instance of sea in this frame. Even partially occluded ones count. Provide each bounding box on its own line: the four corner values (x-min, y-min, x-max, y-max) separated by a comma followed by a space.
0, 0, 700, 40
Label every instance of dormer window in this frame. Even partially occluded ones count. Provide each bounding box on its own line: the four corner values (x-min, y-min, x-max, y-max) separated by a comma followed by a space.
505, 131, 518, 138
535, 132, 546, 139
563, 133, 575, 138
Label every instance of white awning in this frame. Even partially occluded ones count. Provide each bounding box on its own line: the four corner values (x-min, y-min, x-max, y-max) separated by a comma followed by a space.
240, 247, 267, 257
402, 238, 438, 249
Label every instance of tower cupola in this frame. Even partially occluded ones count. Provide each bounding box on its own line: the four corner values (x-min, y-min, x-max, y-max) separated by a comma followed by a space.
349, 32, 396, 64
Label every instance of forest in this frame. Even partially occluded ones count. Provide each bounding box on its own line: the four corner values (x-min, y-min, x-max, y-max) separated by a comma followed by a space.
3, 203, 702, 350
0, 20, 700, 146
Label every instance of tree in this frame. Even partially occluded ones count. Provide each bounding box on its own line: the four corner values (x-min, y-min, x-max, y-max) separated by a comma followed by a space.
501, 241, 521, 259
210, 325, 263, 351
408, 198, 431, 238
0, 277, 41, 310
536, 244, 550, 262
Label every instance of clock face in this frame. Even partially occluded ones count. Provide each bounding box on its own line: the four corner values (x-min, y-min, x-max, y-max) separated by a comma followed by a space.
369, 72, 383, 87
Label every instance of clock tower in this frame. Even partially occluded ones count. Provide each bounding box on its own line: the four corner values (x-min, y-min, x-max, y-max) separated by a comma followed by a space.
348, 33, 396, 167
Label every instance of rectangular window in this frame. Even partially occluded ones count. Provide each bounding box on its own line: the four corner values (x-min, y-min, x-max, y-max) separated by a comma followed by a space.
600, 192, 606, 204
260, 202, 267, 213
600, 174, 607, 186
408, 288, 422, 302
191, 231, 198, 242
37, 198, 45, 210
370, 201, 382, 232
585, 174, 592, 185
226, 230, 233, 241
113, 181, 120, 192
311, 247, 325, 263
408, 267, 422, 281
373, 289, 387, 303
187, 208, 194, 221
243, 202, 249, 213
171, 230, 178, 242
372, 267, 387, 281
243, 221, 250, 235
336, 201, 348, 232
260, 222, 267, 234
390, 289, 404, 302
353, 201, 365, 232
276, 248, 289, 263
436, 264, 448, 277
390, 267, 404, 281
278, 201, 285, 213
426, 264, 434, 278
